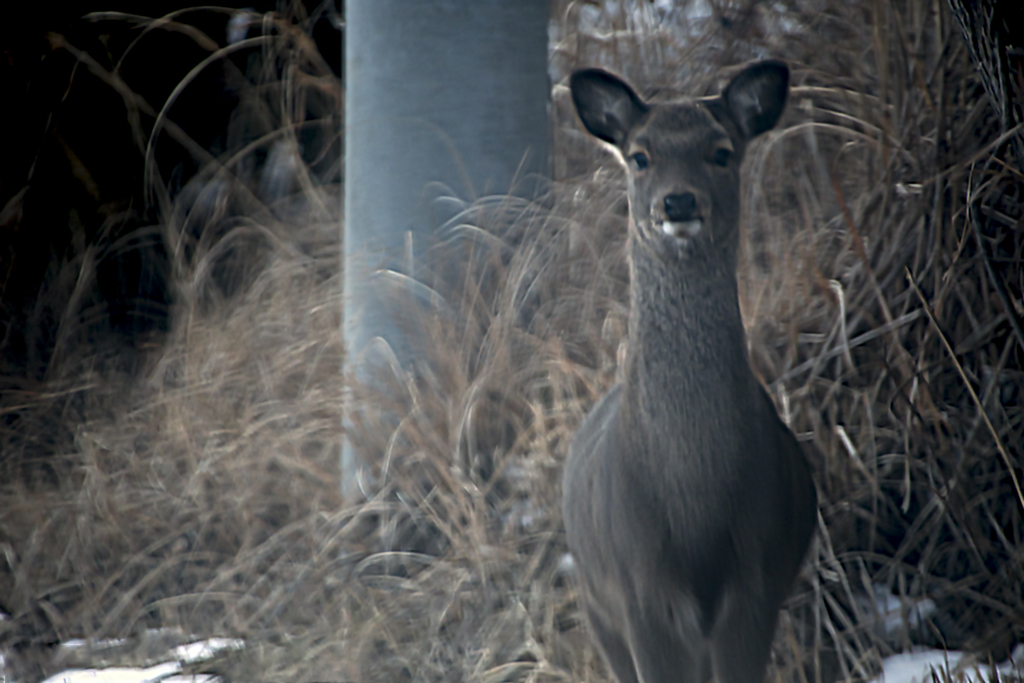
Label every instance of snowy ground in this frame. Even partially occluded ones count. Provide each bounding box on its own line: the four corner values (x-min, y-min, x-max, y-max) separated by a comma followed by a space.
878, 646, 1024, 683
3, 586, 1022, 683
0, 637, 243, 683
2, 637, 1018, 683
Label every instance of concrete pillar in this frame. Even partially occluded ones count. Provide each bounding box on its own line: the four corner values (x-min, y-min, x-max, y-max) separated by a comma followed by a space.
343, 0, 550, 497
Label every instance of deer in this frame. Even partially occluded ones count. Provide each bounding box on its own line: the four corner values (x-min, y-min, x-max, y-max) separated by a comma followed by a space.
561, 60, 817, 683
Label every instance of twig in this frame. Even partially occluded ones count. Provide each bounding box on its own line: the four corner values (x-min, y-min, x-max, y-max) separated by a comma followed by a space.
966, 167, 1024, 357
905, 267, 1024, 516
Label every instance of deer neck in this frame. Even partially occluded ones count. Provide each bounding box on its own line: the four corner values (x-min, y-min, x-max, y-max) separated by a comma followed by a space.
623, 235, 753, 424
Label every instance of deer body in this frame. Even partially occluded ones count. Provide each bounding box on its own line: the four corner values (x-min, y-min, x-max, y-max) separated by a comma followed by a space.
562, 61, 817, 683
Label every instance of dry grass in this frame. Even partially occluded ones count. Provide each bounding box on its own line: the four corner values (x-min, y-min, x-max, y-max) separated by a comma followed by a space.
1, 1, 1022, 682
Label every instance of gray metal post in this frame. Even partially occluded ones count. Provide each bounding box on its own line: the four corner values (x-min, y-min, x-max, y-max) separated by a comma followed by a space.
343, 0, 551, 498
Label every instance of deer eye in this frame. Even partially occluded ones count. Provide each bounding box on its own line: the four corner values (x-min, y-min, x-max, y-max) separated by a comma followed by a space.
712, 147, 731, 167
631, 151, 650, 170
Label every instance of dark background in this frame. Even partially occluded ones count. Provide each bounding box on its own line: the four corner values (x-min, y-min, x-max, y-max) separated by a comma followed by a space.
0, 1, 342, 378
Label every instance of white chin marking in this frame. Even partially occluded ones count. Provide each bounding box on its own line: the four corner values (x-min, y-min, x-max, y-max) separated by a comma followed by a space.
661, 220, 703, 246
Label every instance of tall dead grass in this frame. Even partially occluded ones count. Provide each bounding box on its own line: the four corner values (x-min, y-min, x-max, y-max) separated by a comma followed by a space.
1, 1, 1021, 682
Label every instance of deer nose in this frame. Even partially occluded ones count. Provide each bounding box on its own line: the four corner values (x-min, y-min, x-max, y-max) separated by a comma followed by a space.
664, 193, 698, 222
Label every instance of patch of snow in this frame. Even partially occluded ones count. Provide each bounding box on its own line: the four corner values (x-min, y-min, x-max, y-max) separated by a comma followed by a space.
41, 662, 184, 683
870, 584, 937, 636
172, 639, 244, 664
856, 583, 937, 640
878, 649, 961, 683
876, 645, 1024, 683
35, 638, 244, 683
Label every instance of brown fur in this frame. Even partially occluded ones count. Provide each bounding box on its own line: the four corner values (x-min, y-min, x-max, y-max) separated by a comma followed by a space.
562, 61, 817, 683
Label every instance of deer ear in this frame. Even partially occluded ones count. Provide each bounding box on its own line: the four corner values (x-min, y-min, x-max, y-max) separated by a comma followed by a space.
570, 68, 649, 147
722, 59, 789, 140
